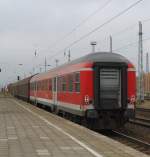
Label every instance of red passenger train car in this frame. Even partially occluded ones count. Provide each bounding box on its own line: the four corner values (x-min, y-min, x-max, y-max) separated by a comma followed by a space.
8, 52, 136, 129
28, 52, 136, 129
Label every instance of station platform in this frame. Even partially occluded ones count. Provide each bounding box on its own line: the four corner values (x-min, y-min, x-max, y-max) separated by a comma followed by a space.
0, 97, 148, 157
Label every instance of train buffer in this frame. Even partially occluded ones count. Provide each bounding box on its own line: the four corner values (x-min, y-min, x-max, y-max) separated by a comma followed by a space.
0, 97, 148, 157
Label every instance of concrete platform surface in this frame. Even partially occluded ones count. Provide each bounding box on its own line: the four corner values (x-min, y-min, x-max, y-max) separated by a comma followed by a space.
0, 97, 148, 157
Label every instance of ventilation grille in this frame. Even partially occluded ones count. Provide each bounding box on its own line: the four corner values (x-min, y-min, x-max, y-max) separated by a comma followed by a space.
100, 68, 121, 109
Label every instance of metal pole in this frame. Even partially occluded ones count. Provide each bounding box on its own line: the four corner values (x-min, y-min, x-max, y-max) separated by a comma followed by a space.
33, 50, 37, 74
140, 22, 144, 102
44, 57, 47, 72
110, 35, 112, 53
92, 45, 95, 53
55, 59, 59, 67
68, 49, 71, 62
146, 52, 149, 73
138, 21, 144, 102
138, 22, 141, 102
39, 67, 42, 73
90, 41, 97, 53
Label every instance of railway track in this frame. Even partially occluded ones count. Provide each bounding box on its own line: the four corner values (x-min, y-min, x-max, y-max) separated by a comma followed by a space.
129, 117, 150, 128
136, 107, 150, 113
136, 107, 150, 115
101, 130, 150, 155
101, 112, 150, 155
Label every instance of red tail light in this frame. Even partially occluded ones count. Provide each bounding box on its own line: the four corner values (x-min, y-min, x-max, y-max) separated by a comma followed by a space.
84, 95, 90, 103
130, 95, 136, 104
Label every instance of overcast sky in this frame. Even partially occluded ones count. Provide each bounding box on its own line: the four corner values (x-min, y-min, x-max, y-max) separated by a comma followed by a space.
0, 0, 150, 87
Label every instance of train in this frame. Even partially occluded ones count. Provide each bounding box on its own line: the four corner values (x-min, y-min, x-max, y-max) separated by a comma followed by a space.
8, 52, 136, 129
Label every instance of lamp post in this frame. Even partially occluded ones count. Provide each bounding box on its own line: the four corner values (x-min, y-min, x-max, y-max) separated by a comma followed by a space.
18, 63, 23, 80
55, 59, 59, 67
90, 41, 97, 53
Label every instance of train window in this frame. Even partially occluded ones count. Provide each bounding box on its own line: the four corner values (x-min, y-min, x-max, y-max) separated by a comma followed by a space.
43, 80, 45, 90
36, 82, 38, 90
74, 73, 80, 92
68, 75, 73, 92
53, 78, 56, 92
40, 81, 42, 90
42, 81, 44, 90
40, 81, 41, 90
31, 83, 33, 90
33, 83, 34, 90
46, 80, 47, 90
46, 80, 48, 90
47, 79, 49, 90
62, 77, 66, 92
37, 82, 39, 90
33, 83, 35, 90
45, 80, 47, 90
39, 81, 40, 90
75, 73, 80, 82
39, 81, 41, 90
57, 77, 62, 92
49, 79, 52, 91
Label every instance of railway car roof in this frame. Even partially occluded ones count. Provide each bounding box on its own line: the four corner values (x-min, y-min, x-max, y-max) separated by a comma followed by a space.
11, 75, 35, 86
30, 52, 131, 82
70, 52, 129, 64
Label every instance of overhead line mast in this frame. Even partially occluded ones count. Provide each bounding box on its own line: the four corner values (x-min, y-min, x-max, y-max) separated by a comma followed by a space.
138, 21, 144, 103
146, 52, 149, 73
110, 35, 112, 53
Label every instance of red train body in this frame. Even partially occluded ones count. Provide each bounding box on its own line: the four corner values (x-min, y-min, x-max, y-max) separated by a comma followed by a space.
8, 52, 136, 129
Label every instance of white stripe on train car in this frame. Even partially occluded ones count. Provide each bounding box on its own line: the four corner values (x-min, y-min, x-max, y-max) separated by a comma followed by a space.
30, 96, 35, 101
30, 96, 95, 112
57, 101, 81, 110
79, 68, 93, 71
12, 100, 103, 157
127, 68, 136, 72
37, 97, 53, 104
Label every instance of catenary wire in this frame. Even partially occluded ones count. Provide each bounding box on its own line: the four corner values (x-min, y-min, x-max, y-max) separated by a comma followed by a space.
43, 0, 113, 52
113, 36, 150, 51
47, 0, 145, 60
111, 17, 150, 38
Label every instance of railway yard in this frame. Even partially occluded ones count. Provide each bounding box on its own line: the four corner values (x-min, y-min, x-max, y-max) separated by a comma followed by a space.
0, 93, 149, 157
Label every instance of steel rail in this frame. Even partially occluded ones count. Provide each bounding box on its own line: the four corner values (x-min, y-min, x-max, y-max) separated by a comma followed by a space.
129, 119, 150, 128
112, 130, 150, 147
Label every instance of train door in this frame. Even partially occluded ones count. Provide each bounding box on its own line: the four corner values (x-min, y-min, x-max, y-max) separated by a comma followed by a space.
94, 63, 127, 110
52, 77, 57, 105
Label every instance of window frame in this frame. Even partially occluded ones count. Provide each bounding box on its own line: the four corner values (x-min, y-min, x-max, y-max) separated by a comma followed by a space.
68, 74, 74, 92
74, 72, 80, 93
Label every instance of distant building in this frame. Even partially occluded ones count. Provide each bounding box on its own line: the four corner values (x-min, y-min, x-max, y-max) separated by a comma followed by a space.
143, 73, 150, 97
